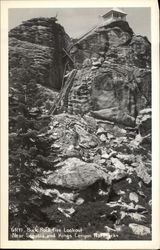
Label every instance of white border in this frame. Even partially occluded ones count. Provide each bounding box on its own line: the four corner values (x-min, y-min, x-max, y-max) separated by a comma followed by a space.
1, 0, 159, 249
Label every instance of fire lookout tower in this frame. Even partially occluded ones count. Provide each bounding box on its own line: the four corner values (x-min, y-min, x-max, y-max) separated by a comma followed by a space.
101, 8, 127, 26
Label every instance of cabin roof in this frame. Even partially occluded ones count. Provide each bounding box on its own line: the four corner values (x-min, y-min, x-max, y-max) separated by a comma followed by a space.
102, 8, 127, 18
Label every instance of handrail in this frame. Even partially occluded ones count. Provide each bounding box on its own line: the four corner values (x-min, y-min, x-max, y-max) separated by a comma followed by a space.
68, 25, 98, 51
49, 69, 77, 115
63, 48, 74, 65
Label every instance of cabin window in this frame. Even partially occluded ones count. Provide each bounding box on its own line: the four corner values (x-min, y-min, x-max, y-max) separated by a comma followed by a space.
113, 13, 118, 18
113, 12, 123, 19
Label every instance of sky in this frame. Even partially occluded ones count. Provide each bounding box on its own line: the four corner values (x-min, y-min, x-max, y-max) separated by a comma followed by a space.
9, 8, 151, 41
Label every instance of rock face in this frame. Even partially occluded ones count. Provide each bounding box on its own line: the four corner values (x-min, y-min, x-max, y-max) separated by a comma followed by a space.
70, 21, 134, 64
71, 21, 150, 68
9, 17, 71, 89
65, 20, 151, 126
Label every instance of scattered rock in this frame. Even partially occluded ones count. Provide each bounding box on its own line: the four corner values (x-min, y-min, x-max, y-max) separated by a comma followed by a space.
131, 162, 139, 168
126, 177, 132, 184
107, 133, 115, 140
101, 153, 110, 159
99, 134, 107, 142
51, 143, 61, 149
91, 66, 98, 70
134, 204, 146, 212
130, 134, 143, 148
135, 163, 151, 185
91, 57, 98, 62
117, 154, 135, 164
74, 124, 98, 149
129, 223, 150, 236
52, 121, 59, 127
148, 200, 152, 207
116, 190, 125, 195
127, 213, 146, 222
58, 207, 75, 218
56, 192, 78, 204
111, 157, 126, 170
96, 127, 106, 135
98, 159, 106, 164
83, 114, 97, 131
83, 58, 92, 67
104, 225, 116, 232
63, 145, 81, 158
137, 190, 146, 198
129, 192, 139, 203
107, 201, 136, 212
111, 169, 127, 181
75, 197, 84, 205
98, 189, 110, 196
92, 61, 101, 67
113, 126, 127, 137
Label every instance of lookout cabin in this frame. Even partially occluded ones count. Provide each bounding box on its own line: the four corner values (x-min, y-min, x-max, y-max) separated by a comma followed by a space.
101, 8, 127, 26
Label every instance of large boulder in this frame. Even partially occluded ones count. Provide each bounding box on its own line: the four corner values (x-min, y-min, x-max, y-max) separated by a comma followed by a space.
135, 163, 151, 185
74, 124, 98, 148
129, 223, 151, 236
91, 108, 135, 127
43, 157, 111, 190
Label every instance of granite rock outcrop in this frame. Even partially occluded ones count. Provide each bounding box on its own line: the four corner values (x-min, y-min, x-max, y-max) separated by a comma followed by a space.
9, 17, 71, 90
65, 20, 151, 127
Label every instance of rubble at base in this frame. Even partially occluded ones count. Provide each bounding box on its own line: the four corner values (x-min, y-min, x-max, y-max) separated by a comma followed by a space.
30, 113, 151, 240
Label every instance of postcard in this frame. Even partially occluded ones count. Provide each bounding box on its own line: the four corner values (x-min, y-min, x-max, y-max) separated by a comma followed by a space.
1, 0, 159, 249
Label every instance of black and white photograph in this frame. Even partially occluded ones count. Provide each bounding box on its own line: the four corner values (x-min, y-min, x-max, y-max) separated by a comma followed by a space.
0, 0, 160, 248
